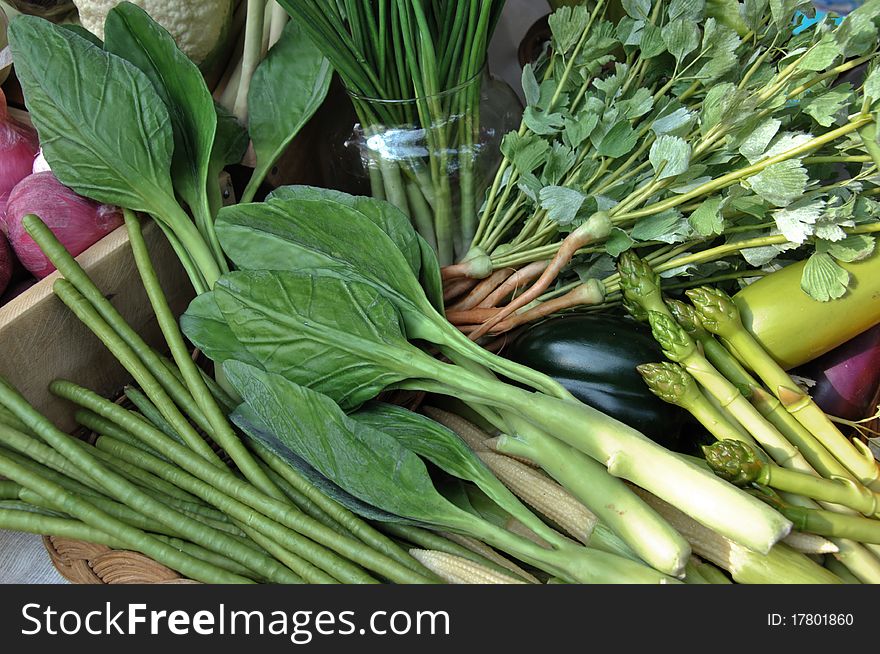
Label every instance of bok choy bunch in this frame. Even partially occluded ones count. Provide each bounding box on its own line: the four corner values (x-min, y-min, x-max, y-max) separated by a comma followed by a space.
181, 185, 797, 579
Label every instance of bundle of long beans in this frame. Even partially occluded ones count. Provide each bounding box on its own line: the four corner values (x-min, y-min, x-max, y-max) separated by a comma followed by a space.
275, 0, 507, 265
0, 215, 447, 584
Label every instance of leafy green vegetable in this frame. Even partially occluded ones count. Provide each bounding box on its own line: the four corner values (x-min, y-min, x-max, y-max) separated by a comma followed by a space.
103, 2, 221, 264
231, 401, 418, 525
242, 21, 331, 203
213, 270, 414, 410
10, 16, 176, 216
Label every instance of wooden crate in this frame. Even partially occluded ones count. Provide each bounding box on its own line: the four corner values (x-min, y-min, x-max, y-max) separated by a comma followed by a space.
0, 220, 193, 433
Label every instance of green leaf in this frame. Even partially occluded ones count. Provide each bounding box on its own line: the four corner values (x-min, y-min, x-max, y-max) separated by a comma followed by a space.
265, 186, 422, 277
864, 66, 880, 106
232, 401, 415, 524
214, 270, 413, 409
668, 0, 705, 21
662, 19, 700, 64
630, 209, 688, 243
564, 111, 600, 149
622, 0, 651, 19
605, 227, 635, 256
59, 23, 103, 47
215, 194, 441, 342
548, 5, 591, 54
700, 83, 738, 135
593, 63, 628, 99
797, 34, 841, 71
180, 292, 261, 367
212, 103, 249, 169
772, 199, 825, 243
597, 121, 638, 157
103, 3, 216, 227
501, 132, 550, 174
224, 361, 466, 526
649, 135, 691, 179
745, 160, 809, 207
835, 3, 880, 57
416, 235, 446, 315
542, 143, 577, 186
640, 22, 667, 58
827, 235, 876, 262
739, 118, 781, 164
801, 85, 852, 127
522, 63, 541, 107
353, 404, 540, 532
618, 87, 654, 119
688, 197, 725, 236
651, 106, 695, 135
616, 17, 645, 45
539, 186, 586, 227
8, 16, 176, 214
523, 106, 566, 135
246, 21, 332, 198
801, 250, 850, 301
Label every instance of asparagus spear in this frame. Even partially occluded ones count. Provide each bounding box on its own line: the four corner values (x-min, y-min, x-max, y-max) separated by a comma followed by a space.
704, 440, 880, 518
646, 310, 813, 473
637, 362, 756, 446
687, 286, 880, 489
667, 299, 858, 482
754, 487, 880, 546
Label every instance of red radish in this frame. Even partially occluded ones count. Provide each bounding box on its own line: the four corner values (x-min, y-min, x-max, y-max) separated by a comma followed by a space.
0, 230, 13, 295
0, 89, 40, 218
4, 172, 123, 278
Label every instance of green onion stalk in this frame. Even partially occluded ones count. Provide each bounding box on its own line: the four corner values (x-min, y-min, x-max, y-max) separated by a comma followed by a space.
276, 0, 507, 265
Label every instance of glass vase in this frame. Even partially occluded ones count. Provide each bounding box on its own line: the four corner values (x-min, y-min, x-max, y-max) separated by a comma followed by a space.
322, 71, 522, 266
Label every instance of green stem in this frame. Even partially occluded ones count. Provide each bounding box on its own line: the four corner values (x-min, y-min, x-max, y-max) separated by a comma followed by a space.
124, 212, 285, 500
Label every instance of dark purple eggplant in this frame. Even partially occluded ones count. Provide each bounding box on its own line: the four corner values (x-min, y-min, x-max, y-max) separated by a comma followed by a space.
792, 324, 880, 422
502, 313, 687, 449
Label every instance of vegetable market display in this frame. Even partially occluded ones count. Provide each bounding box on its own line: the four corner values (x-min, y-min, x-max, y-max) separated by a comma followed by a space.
0, 0, 878, 586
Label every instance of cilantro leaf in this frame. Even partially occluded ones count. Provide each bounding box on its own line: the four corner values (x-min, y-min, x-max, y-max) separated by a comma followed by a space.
772, 199, 825, 243
745, 160, 809, 207
798, 34, 841, 71
539, 186, 586, 227
649, 134, 691, 179
688, 196, 725, 236
801, 85, 852, 127
605, 227, 635, 256
630, 209, 689, 243
521, 63, 540, 108
548, 5, 591, 54
739, 118, 781, 163
501, 132, 549, 175
801, 250, 850, 301
597, 121, 638, 157
827, 234, 876, 262
523, 106, 566, 135
662, 19, 700, 64
622, 0, 651, 20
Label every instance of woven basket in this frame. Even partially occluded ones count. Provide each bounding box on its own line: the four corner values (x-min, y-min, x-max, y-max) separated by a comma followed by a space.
43, 536, 197, 585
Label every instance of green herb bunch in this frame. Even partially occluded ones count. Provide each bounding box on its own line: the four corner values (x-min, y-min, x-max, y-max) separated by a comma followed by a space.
449, 0, 880, 338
